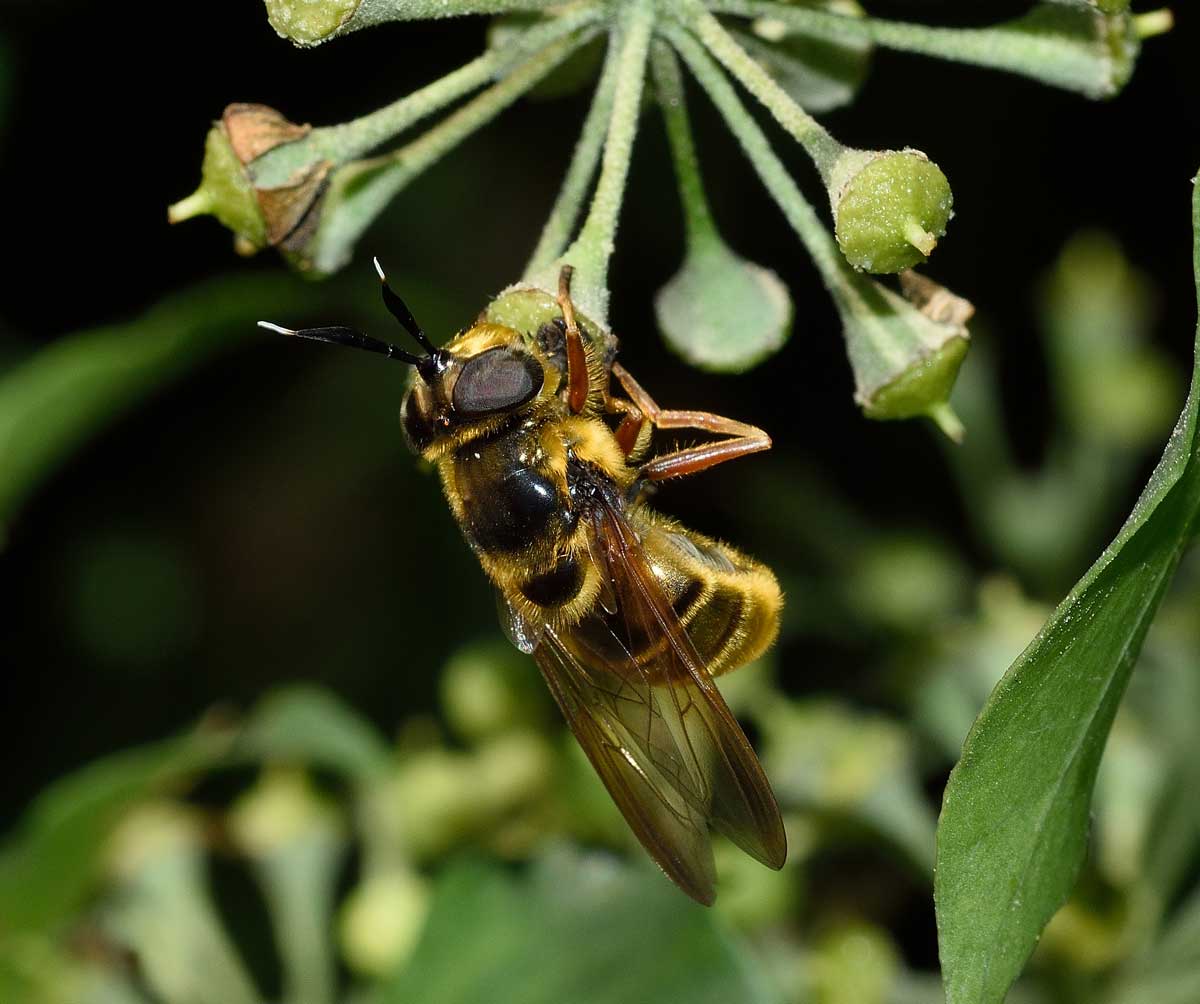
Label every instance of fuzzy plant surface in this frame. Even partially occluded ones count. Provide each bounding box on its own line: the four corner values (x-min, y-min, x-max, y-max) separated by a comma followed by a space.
170, 0, 1169, 439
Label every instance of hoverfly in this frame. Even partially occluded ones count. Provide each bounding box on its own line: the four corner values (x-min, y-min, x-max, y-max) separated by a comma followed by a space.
260, 261, 786, 904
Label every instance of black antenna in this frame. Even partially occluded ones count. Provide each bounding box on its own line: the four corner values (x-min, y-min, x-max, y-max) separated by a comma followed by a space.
256, 322, 424, 365
373, 257, 437, 355
258, 257, 440, 372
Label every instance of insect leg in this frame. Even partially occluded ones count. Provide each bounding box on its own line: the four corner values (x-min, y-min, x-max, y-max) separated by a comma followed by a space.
611, 362, 771, 481
556, 266, 590, 415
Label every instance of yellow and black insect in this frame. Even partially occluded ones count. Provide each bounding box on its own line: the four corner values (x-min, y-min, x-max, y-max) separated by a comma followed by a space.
260, 261, 786, 904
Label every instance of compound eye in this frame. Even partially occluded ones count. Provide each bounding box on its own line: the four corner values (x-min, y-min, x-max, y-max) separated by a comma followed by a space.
451, 347, 543, 416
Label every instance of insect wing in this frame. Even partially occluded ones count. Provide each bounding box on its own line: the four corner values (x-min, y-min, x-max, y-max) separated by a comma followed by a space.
533, 627, 718, 904
588, 503, 787, 872
530, 498, 785, 904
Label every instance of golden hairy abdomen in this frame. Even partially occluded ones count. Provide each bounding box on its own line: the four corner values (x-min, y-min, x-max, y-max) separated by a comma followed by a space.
633, 509, 782, 677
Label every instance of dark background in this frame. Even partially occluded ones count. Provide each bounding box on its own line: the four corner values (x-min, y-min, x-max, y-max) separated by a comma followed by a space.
0, 0, 1196, 828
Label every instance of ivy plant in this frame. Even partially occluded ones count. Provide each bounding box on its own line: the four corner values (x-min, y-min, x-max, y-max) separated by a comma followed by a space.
170, 0, 1169, 438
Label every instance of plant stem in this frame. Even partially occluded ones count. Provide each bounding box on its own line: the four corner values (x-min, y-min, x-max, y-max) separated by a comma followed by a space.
311, 28, 596, 274
704, 0, 1155, 99
663, 23, 844, 287
523, 33, 621, 276
333, 0, 563, 33
553, 0, 656, 321
651, 41, 717, 248
677, 0, 843, 182
253, 7, 601, 188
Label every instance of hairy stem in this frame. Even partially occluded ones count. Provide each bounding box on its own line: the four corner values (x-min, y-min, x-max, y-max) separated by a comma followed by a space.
255, 8, 601, 188
552, 0, 656, 321
678, 0, 843, 181
651, 41, 717, 247
524, 34, 621, 276
311, 28, 597, 273
704, 0, 1155, 99
663, 24, 844, 286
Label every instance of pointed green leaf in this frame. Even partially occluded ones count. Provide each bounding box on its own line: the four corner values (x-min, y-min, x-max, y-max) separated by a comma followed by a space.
934, 175, 1200, 1004
382, 849, 779, 1003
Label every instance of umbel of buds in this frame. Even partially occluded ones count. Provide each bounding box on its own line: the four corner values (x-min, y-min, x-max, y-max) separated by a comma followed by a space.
171, 0, 1169, 434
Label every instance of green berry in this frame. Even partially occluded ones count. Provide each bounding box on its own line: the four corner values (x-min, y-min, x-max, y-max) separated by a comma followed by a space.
264, 0, 359, 45
831, 149, 953, 273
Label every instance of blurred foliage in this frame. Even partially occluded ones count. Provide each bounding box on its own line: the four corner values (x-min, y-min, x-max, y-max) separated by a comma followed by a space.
2, 210, 1197, 1002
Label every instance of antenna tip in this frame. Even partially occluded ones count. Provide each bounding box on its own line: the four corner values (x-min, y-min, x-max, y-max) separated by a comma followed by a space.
257, 321, 295, 336
372, 256, 386, 282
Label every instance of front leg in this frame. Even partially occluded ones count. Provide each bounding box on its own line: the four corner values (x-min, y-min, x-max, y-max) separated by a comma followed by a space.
556, 266, 590, 415
611, 362, 771, 481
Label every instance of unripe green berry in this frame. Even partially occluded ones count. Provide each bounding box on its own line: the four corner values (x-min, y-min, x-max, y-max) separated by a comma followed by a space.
340, 869, 430, 975
833, 269, 972, 440
264, 0, 360, 45
862, 334, 968, 429
830, 149, 953, 273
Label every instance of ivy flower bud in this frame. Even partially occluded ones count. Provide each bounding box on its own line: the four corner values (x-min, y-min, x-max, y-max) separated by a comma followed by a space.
168, 104, 329, 259
835, 269, 973, 440
828, 148, 954, 273
655, 240, 791, 372
264, 0, 361, 46
652, 42, 791, 372
340, 869, 430, 975
227, 768, 340, 857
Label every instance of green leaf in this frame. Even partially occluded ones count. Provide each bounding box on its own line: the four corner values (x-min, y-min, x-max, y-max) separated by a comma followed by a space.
934, 176, 1200, 1004
0, 274, 336, 542
382, 848, 780, 1004
0, 730, 230, 934
236, 685, 392, 781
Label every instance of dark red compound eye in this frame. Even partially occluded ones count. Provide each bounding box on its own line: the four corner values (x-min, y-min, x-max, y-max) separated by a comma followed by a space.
452, 348, 543, 416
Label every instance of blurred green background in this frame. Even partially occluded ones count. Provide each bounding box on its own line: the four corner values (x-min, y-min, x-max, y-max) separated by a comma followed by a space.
1, 2, 1198, 1003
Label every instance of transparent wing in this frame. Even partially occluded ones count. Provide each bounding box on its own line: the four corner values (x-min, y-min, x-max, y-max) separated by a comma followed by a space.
528, 491, 785, 904
533, 627, 718, 904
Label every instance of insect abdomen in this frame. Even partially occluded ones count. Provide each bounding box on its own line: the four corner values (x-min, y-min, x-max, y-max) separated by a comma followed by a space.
639, 516, 782, 677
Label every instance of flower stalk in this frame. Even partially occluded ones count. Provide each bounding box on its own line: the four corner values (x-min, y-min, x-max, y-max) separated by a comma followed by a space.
252, 6, 602, 189
524, 37, 622, 276
650, 41, 791, 372
672, 0, 953, 274
533, 0, 656, 323
705, 0, 1169, 99
666, 22, 970, 439
300, 27, 597, 273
